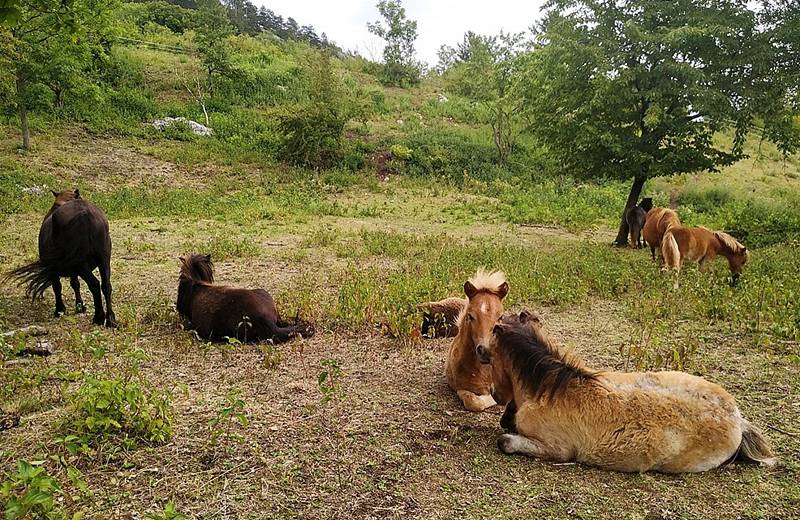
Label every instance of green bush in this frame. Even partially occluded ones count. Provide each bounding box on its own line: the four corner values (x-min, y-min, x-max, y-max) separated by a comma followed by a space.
1, 461, 67, 520
277, 51, 356, 169
60, 376, 173, 454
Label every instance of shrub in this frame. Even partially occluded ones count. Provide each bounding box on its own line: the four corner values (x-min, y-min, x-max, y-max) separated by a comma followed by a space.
278, 51, 356, 169
1, 461, 67, 520
60, 376, 173, 455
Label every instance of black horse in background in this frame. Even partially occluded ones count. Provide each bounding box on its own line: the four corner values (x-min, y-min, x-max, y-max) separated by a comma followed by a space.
625, 197, 654, 248
7, 189, 116, 327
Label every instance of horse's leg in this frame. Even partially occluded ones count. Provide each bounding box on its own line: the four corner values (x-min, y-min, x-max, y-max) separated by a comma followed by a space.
98, 260, 116, 328
497, 434, 570, 462
500, 400, 518, 432
457, 390, 496, 412
70, 276, 86, 314
79, 268, 105, 326
52, 277, 66, 317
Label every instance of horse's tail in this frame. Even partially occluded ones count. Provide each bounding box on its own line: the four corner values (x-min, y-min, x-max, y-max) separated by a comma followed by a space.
737, 419, 777, 467
5, 260, 54, 300
252, 315, 314, 343
6, 209, 99, 300
662, 231, 680, 270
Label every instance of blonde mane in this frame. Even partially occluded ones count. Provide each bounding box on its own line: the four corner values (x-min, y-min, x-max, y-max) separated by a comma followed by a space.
714, 231, 747, 255
467, 268, 507, 293
455, 269, 507, 325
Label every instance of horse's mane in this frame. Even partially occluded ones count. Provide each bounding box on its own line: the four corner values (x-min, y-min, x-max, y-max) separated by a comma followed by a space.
455, 269, 507, 326
496, 321, 596, 401
180, 254, 214, 283
714, 231, 747, 255
177, 254, 214, 317
468, 268, 507, 293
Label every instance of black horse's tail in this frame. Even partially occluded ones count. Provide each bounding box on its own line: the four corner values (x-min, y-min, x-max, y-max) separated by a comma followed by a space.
6, 209, 97, 300
6, 260, 54, 300
252, 315, 315, 343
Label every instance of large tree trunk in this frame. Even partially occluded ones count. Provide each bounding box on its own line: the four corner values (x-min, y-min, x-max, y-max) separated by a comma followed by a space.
16, 73, 30, 150
613, 172, 647, 246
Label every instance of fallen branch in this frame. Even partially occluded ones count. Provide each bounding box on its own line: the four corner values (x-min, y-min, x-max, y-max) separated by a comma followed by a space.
767, 424, 798, 437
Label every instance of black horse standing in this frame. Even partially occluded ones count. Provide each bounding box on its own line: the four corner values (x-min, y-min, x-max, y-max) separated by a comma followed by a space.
8, 189, 116, 327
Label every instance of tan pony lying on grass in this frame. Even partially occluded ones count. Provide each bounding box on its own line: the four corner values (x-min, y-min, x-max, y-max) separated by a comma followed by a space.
445, 269, 508, 412
662, 226, 749, 288
478, 310, 776, 473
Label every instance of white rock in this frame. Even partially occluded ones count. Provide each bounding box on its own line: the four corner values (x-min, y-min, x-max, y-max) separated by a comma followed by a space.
152, 117, 213, 136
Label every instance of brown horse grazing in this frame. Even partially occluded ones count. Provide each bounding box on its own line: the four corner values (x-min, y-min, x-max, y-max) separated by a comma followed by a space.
177, 254, 313, 343
418, 297, 466, 338
662, 226, 749, 287
445, 270, 508, 412
479, 311, 776, 473
625, 197, 653, 248
7, 190, 116, 327
642, 207, 681, 262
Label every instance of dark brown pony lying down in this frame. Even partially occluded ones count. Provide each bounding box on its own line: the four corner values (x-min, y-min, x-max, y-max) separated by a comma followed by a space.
418, 297, 466, 338
177, 254, 313, 343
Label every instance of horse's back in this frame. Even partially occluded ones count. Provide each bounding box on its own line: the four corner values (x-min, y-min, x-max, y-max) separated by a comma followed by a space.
643, 207, 680, 246
666, 226, 716, 260
39, 200, 111, 274
533, 371, 742, 472
189, 285, 279, 339
625, 207, 646, 228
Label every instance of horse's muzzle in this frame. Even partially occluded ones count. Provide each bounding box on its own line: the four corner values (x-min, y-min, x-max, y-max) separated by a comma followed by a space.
476, 344, 491, 364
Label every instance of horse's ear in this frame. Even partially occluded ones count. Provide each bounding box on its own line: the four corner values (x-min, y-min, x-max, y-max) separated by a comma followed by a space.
73, 189, 80, 198
464, 281, 478, 299
204, 254, 212, 262
497, 281, 509, 300
493, 322, 506, 335
518, 309, 540, 323
51, 190, 58, 197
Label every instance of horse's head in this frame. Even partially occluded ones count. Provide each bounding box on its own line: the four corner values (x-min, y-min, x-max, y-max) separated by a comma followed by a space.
461, 270, 508, 363
178, 253, 214, 283
715, 231, 749, 283
478, 311, 540, 405
46, 189, 81, 218
640, 197, 654, 212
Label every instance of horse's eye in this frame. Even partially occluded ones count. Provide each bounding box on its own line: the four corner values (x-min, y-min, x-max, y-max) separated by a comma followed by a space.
467, 314, 475, 321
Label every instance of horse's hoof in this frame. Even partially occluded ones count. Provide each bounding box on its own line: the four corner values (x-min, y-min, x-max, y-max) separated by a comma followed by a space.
104, 313, 117, 328
75, 303, 87, 314
54, 311, 65, 318
92, 314, 106, 326
497, 434, 516, 454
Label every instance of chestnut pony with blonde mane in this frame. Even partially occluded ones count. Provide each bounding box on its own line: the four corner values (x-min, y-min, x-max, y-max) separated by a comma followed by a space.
642, 207, 681, 262
662, 226, 749, 287
480, 311, 776, 473
445, 269, 508, 412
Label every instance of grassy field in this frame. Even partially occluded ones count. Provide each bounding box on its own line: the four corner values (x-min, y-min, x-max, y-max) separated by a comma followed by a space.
0, 124, 798, 519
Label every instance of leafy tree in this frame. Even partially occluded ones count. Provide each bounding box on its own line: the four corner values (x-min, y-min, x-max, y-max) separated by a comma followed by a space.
447, 31, 526, 163
0, 0, 117, 149
194, 0, 237, 92
520, 0, 800, 245
367, 0, 420, 87
278, 50, 357, 169
223, 0, 258, 36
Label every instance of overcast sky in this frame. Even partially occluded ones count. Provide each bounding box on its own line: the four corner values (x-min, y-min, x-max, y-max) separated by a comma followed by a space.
252, 1, 546, 66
